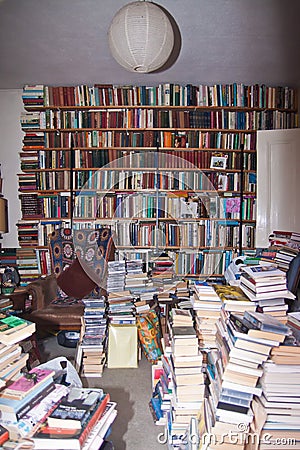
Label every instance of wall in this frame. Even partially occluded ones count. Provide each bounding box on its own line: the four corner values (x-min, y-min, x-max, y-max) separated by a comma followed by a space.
0, 89, 23, 247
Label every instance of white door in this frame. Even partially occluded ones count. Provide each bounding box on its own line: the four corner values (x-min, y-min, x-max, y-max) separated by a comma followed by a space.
256, 128, 300, 248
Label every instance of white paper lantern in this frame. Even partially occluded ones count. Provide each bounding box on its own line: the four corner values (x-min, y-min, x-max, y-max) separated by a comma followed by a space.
108, 1, 175, 73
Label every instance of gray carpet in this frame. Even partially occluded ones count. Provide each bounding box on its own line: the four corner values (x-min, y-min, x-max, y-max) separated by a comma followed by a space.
38, 335, 167, 450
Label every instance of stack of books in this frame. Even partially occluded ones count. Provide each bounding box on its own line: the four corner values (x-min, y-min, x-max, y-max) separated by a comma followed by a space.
192, 282, 223, 349
269, 230, 300, 250
75, 296, 107, 378
29, 387, 117, 450
150, 255, 175, 287
164, 312, 204, 448
274, 245, 299, 272
0, 315, 35, 346
174, 280, 192, 309
252, 317, 300, 446
16, 247, 40, 285
0, 367, 55, 424
0, 341, 28, 388
107, 290, 136, 325
124, 258, 148, 290
205, 309, 292, 448
240, 263, 295, 323
106, 260, 126, 293
22, 85, 44, 107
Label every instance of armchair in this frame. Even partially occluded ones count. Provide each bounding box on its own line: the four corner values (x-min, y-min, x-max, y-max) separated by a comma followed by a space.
20, 227, 115, 333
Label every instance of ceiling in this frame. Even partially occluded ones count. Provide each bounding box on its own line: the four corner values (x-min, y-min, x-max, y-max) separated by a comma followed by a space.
0, 0, 300, 90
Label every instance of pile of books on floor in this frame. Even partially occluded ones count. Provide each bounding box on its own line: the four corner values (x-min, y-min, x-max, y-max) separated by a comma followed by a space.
239, 263, 295, 323
0, 366, 117, 450
75, 296, 108, 378
107, 290, 136, 325
192, 282, 223, 349
206, 309, 293, 448
165, 308, 205, 448
252, 314, 300, 448
0, 314, 36, 389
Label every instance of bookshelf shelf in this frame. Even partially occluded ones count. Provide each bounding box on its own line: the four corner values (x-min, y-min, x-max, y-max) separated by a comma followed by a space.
19, 83, 298, 276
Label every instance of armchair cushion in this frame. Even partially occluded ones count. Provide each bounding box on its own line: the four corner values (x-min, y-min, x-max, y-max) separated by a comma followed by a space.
57, 257, 97, 299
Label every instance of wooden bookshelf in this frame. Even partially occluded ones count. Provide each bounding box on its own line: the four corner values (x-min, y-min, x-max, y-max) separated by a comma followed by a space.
19, 83, 298, 278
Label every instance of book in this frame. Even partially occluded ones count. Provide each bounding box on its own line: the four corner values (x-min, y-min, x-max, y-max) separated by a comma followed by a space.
0, 424, 9, 446
0, 381, 56, 422
31, 392, 110, 449
244, 310, 290, 335
47, 387, 104, 429
241, 264, 285, 280
0, 367, 55, 400
0, 316, 35, 345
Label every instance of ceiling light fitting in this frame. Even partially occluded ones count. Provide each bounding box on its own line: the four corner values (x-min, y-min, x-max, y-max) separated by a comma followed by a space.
108, 1, 175, 73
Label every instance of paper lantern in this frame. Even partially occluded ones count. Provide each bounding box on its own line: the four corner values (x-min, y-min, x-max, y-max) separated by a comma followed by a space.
108, 1, 174, 73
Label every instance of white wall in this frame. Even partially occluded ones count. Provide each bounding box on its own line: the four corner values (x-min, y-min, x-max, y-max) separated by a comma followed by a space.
0, 90, 23, 247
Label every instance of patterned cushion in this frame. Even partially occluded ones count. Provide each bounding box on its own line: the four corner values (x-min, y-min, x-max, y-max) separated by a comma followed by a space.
74, 228, 114, 291
49, 228, 74, 276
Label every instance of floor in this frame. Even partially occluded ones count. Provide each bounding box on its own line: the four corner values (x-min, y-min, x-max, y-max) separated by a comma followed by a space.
37, 334, 167, 450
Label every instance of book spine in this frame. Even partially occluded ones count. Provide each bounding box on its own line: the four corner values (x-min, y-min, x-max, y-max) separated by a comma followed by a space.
79, 393, 110, 446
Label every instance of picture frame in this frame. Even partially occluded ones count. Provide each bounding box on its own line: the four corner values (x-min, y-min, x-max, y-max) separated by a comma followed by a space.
210, 155, 228, 170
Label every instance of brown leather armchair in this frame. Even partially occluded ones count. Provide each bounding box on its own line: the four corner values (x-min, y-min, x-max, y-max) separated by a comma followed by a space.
23, 274, 84, 331
18, 227, 115, 333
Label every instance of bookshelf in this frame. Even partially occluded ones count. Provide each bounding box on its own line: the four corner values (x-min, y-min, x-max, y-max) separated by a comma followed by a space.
19, 83, 298, 279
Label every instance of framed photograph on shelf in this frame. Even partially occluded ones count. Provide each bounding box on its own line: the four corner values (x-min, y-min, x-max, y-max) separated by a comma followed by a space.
210, 155, 228, 170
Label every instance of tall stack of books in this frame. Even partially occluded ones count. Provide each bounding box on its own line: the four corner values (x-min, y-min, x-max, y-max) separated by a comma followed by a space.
242, 311, 300, 447
164, 308, 204, 448
240, 263, 295, 323
75, 296, 108, 378
204, 309, 290, 448
192, 282, 223, 349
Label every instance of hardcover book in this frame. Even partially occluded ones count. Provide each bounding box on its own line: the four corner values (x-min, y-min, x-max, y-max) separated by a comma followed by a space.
47, 387, 104, 429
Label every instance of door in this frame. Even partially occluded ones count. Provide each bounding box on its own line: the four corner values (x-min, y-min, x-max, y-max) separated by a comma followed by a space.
256, 128, 300, 248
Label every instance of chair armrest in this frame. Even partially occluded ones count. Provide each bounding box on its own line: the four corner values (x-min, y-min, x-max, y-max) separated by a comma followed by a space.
26, 274, 58, 311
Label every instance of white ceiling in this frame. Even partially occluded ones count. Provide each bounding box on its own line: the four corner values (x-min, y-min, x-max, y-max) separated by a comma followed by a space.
0, 0, 300, 90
